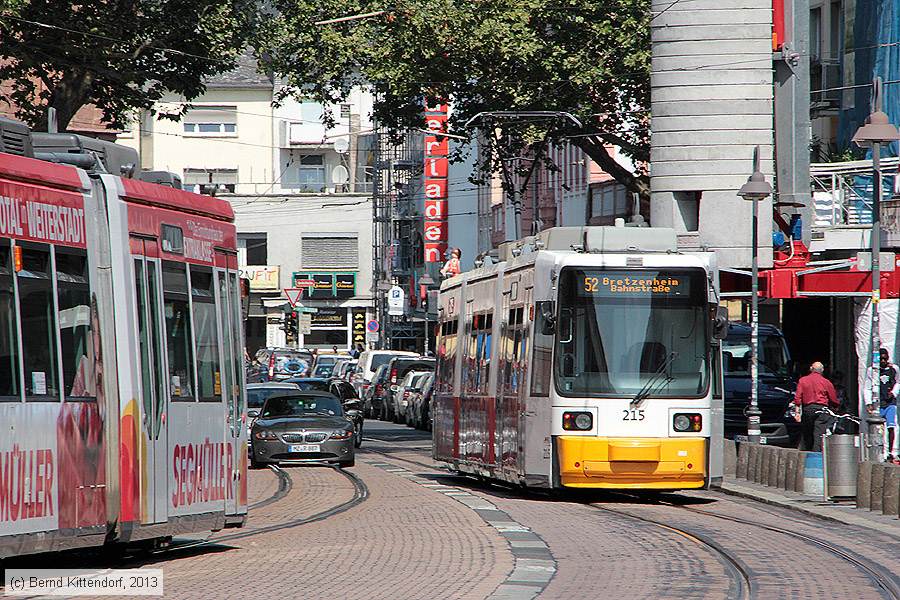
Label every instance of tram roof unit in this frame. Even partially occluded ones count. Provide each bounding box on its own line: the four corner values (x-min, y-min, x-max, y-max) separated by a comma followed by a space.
441, 225, 682, 292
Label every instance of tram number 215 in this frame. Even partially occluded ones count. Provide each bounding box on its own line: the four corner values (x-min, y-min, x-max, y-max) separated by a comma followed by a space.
622, 408, 645, 421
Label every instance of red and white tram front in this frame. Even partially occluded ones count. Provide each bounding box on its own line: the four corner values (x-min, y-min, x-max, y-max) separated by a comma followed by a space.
544, 258, 721, 490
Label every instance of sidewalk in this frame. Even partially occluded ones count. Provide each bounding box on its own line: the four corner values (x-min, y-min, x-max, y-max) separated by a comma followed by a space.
720, 476, 900, 537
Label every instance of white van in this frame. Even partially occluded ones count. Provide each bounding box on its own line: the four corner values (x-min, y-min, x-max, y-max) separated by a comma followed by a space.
355, 350, 418, 384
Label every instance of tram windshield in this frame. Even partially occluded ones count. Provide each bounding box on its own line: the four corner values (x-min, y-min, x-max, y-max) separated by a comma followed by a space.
554, 268, 709, 398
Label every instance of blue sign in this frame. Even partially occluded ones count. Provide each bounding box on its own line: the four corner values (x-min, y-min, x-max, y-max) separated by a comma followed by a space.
366, 319, 380, 333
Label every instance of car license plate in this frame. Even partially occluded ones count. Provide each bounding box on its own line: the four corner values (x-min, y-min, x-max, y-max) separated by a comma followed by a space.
289, 444, 320, 453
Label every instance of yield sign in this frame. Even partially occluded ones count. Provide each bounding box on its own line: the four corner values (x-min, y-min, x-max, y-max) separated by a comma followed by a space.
284, 288, 304, 307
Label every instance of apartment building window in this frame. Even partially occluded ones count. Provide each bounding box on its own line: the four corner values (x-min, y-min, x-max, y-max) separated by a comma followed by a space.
810, 8, 822, 61
301, 234, 358, 270
183, 168, 238, 195
238, 234, 267, 267
590, 183, 628, 219
183, 106, 237, 135
830, 1, 843, 59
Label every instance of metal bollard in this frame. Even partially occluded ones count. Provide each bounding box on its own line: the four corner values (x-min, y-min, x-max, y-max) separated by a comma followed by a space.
870, 464, 887, 512
882, 465, 900, 517
857, 461, 873, 509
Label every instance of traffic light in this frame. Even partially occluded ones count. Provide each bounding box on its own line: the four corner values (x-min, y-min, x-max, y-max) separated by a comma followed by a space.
282, 306, 298, 345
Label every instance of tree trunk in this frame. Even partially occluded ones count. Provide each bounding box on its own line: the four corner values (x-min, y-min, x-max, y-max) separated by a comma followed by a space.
572, 136, 651, 220
49, 69, 95, 132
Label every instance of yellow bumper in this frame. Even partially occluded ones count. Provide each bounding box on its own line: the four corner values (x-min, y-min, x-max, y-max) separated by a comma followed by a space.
556, 436, 708, 489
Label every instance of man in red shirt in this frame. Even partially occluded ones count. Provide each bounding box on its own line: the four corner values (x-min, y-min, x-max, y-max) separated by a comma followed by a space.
792, 361, 839, 451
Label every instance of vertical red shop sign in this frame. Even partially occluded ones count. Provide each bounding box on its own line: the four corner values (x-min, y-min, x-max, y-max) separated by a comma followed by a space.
424, 101, 449, 263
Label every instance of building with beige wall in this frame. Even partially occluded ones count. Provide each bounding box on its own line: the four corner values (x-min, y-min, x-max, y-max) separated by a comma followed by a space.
118, 54, 275, 195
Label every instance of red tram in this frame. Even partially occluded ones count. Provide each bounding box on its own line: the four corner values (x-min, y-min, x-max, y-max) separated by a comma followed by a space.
0, 121, 247, 558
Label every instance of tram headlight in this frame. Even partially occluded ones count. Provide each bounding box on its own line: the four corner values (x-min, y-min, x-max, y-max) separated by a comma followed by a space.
673, 413, 702, 432
562, 411, 593, 431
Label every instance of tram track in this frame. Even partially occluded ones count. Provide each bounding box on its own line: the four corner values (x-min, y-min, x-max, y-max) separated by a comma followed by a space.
154, 464, 368, 556
366, 432, 900, 599
247, 465, 293, 511
604, 491, 900, 600
590, 503, 754, 600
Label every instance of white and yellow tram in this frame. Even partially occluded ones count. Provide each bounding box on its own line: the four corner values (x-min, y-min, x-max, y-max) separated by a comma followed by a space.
433, 225, 725, 490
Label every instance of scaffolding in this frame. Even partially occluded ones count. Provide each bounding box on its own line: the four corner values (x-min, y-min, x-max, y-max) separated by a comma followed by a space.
371, 126, 424, 349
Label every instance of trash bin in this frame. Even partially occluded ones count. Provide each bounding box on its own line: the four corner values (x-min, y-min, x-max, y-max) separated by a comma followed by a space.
823, 434, 859, 499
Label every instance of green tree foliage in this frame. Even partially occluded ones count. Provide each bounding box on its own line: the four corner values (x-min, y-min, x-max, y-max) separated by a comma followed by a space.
260, 0, 650, 200
0, 0, 258, 132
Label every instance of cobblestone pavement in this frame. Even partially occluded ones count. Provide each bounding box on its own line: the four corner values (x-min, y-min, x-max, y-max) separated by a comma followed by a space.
362, 422, 900, 600
6, 421, 900, 600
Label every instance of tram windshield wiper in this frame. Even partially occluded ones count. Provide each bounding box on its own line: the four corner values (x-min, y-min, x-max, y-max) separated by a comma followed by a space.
630, 352, 678, 406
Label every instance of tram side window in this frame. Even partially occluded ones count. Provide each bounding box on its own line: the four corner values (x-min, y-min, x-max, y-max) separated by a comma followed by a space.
0, 243, 20, 400
438, 319, 458, 393
56, 249, 95, 399
531, 303, 553, 397
17, 244, 60, 400
191, 266, 221, 402
163, 262, 195, 400
467, 312, 493, 395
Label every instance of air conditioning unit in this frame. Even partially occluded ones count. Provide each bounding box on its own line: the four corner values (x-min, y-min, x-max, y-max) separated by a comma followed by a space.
0, 117, 33, 157
137, 170, 183, 189
32, 132, 138, 176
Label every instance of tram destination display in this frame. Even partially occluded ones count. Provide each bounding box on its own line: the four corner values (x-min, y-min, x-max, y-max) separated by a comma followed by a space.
576, 270, 693, 298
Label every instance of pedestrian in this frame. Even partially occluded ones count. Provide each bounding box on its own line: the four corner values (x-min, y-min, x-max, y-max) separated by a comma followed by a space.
792, 361, 839, 452
864, 348, 900, 462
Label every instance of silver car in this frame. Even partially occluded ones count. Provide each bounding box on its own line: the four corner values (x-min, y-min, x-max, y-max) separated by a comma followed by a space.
250, 391, 356, 469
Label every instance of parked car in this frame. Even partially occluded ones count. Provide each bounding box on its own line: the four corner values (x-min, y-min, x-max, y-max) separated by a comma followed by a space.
723, 322, 800, 446
246, 382, 301, 442
384, 357, 436, 422
333, 359, 358, 381
312, 353, 344, 371
247, 347, 312, 383
353, 350, 418, 393
250, 391, 356, 469
363, 364, 391, 419
393, 370, 432, 424
408, 373, 435, 430
328, 378, 364, 448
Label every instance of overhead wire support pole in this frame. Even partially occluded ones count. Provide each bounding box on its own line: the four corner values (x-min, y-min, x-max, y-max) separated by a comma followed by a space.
852, 76, 899, 461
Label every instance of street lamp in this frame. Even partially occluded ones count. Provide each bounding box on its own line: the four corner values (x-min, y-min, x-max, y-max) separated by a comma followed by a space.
852, 76, 900, 461
738, 145, 773, 445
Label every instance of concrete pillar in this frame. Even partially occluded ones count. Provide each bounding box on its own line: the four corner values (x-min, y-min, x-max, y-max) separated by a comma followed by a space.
857, 461, 873, 509
736, 442, 749, 479
883, 466, 900, 517
785, 449, 799, 491
870, 463, 886, 512
747, 444, 759, 482
767, 447, 781, 487
724, 439, 738, 476
776, 448, 787, 489
760, 446, 772, 485
793, 451, 807, 493
756, 446, 768, 483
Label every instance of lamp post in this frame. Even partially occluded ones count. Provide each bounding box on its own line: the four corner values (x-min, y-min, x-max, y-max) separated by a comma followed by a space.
738, 146, 773, 444
852, 77, 900, 461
